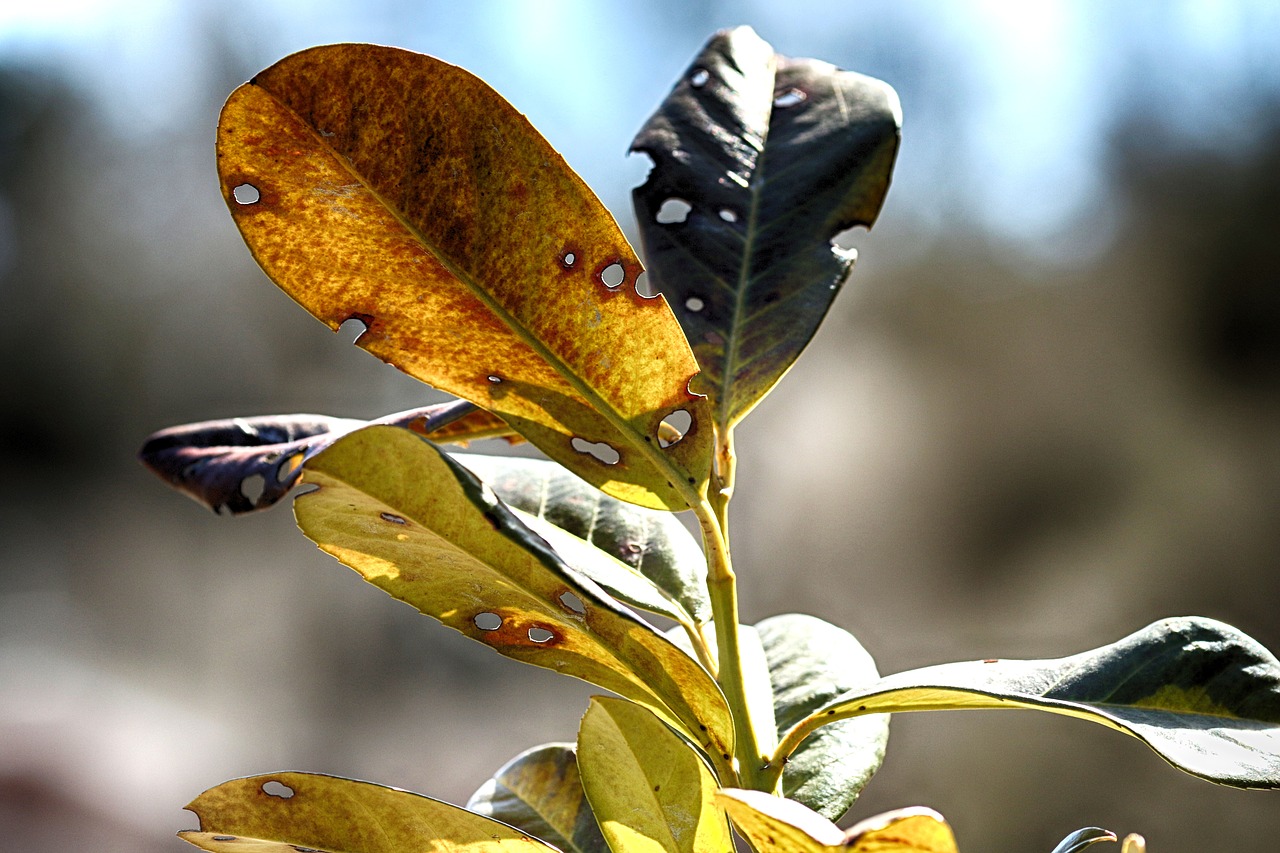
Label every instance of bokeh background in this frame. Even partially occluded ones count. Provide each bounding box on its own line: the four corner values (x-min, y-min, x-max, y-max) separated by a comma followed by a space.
3, 1, 1280, 851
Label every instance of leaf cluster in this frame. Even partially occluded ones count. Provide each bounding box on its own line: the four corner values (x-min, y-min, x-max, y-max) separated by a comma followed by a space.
141, 26, 1280, 853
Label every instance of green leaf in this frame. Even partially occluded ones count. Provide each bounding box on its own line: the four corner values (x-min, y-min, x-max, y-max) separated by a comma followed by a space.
716, 790, 958, 853
180, 771, 556, 852
578, 697, 733, 853
631, 26, 900, 429
781, 617, 1280, 789
467, 743, 609, 853
757, 614, 887, 820
455, 453, 711, 623
296, 425, 733, 768
218, 43, 713, 510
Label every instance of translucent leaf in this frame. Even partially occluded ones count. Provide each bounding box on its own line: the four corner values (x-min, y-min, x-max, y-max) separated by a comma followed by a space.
218, 44, 712, 510
632, 26, 900, 429
757, 613, 887, 820
456, 453, 711, 623
467, 743, 609, 853
783, 617, 1280, 789
180, 772, 556, 852
578, 697, 732, 853
295, 425, 733, 767
138, 401, 500, 514
716, 790, 957, 853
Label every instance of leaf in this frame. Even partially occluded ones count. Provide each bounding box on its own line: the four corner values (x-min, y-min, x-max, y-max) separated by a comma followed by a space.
180, 771, 557, 852
296, 425, 733, 769
782, 617, 1280, 789
467, 743, 609, 853
757, 614, 888, 820
578, 697, 732, 853
218, 43, 712, 510
1049, 828, 1118, 853
631, 26, 901, 429
456, 453, 711, 624
139, 401, 509, 514
716, 790, 957, 853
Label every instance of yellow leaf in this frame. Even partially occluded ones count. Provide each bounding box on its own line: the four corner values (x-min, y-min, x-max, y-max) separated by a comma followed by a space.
716, 789, 958, 853
297, 426, 733, 768
180, 772, 557, 852
578, 698, 734, 853
217, 44, 712, 509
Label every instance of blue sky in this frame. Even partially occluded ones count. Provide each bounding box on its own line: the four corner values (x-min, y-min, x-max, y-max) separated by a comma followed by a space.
3, 0, 1278, 264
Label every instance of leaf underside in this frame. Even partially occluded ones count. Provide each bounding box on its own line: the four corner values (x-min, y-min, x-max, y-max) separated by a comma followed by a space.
296, 425, 733, 766
218, 43, 712, 510
757, 613, 888, 820
456, 453, 711, 624
716, 790, 958, 853
467, 743, 609, 853
181, 772, 555, 853
578, 697, 732, 853
632, 26, 901, 429
796, 617, 1280, 789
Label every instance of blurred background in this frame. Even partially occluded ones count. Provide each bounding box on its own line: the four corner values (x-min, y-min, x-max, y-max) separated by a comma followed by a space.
3, 1, 1280, 850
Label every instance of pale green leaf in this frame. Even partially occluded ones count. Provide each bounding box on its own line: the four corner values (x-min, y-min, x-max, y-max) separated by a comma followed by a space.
578, 697, 733, 853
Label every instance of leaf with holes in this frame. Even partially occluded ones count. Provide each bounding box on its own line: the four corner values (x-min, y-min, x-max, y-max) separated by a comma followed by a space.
632, 26, 900, 429
578, 697, 733, 853
717, 791, 958, 853
297, 425, 733, 769
777, 617, 1280, 789
467, 743, 609, 853
180, 771, 558, 853
456, 453, 710, 624
219, 44, 712, 510
139, 401, 505, 514
757, 614, 887, 820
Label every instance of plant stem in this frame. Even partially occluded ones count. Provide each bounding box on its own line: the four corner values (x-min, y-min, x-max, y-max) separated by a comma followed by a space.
696, 424, 769, 791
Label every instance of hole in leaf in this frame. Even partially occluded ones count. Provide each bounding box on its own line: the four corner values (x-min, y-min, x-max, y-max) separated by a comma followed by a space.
475, 612, 502, 631
561, 251, 577, 268
656, 198, 691, 224
528, 627, 555, 643
240, 474, 266, 504
685, 296, 705, 313
690, 68, 710, 87
658, 410, 692, 448
634, 272, 657, 298
338, 317, 368, 344
262, 780, 294, 799
559, 591, 586, 614
380, 512, 406, 525
600, 262, 625, 289
487, 374, 503, 384
718, 208, 738, 223
774, 88, 807, 108
277, 453, 303, 485
571, 437, 620, 465
212, 837, 237, 843
232, 183, 260, 204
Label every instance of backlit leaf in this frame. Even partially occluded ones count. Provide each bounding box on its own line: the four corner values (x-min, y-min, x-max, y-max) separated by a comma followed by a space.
218, 44, 712, 509
632, 27, 900, 429
716, 790, 957, 853
296, 425, 733, 767
783, 617, 1280, 788
467, 743, 608, 853
180, 771, 556, 853
578, 697, 732, 853
138, 401, 508, 514
757, 614, 887, 819
456, 453, 711, 623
